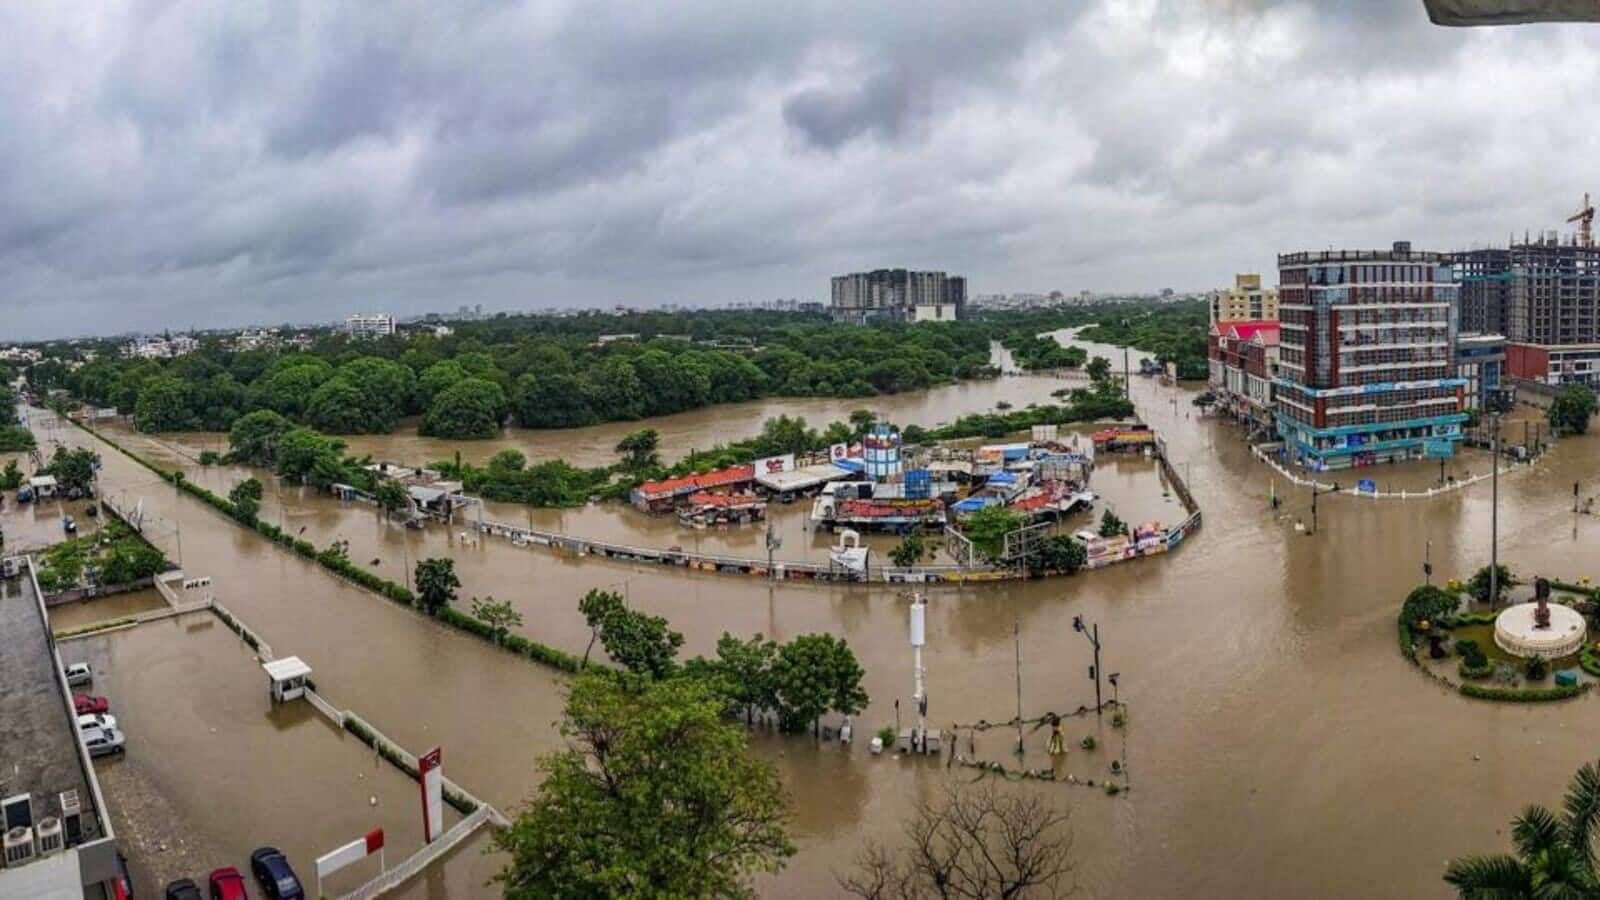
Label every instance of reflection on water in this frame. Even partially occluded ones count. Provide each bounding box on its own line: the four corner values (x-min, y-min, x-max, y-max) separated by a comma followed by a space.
28, 329, 1600, 898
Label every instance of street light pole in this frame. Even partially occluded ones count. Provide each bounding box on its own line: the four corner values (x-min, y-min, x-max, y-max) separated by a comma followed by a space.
1073, 615, 1104, 717
1490, 410, 1501, 609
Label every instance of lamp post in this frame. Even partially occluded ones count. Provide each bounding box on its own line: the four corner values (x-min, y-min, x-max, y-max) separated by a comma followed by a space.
1490, 408, 1501, 609
1073, 614, 1103, 717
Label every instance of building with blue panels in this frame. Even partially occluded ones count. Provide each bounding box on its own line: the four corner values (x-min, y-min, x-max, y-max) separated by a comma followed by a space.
863, 425, 903, 479
1274, 243, 1468, 470
1455, 332, 1506, 411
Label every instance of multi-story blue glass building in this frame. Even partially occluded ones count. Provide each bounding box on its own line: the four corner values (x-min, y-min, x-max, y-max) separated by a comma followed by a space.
1274, 242, 1468, 471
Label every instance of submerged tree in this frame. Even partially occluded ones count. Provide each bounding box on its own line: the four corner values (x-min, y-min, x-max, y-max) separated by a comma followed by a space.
840, 783, 1074, 899
414, 557, 460, 615
493, 673, 795, 899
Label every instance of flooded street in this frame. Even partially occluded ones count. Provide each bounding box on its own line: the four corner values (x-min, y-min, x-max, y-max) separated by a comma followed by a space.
60, 614, 480, 896
19, 329, 1600, 898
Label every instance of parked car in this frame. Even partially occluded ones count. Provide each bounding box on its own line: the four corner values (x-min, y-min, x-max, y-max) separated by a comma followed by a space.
62, 514, 76, 533
207, 867, 247, 900
73, 693, 109, 715
249, 847, 305, 900
65, 662, 92, 686
164, 878, 202, 900
78, 712, 118, 732
83, 725, 126, 758
114, 851, 133, 899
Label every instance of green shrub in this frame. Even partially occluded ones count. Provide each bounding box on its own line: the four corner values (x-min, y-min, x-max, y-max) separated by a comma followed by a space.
1454, 638, 1481, 659
1458, 658, 1494, 680
1459, 682, 1588, 702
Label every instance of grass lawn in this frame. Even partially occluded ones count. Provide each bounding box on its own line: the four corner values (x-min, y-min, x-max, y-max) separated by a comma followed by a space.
1448, 622, 1581, 676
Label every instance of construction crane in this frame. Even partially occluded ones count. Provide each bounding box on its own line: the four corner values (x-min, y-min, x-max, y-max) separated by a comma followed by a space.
1567, 191, 1594, 248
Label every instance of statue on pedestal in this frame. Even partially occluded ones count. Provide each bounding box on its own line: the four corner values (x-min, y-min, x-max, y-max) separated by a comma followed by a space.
1534, 576, 1551, 630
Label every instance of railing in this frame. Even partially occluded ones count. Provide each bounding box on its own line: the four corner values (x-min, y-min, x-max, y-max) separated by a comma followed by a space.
1250, 443, 1529, 499
338, 807, 496, 900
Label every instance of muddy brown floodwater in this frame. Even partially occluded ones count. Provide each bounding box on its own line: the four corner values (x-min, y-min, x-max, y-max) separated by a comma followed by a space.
22, 329, 1600, 898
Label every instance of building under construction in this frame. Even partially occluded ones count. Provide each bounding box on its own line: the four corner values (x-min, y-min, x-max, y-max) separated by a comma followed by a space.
1451, 193, 1600, 388
1456, 235, 1600, 388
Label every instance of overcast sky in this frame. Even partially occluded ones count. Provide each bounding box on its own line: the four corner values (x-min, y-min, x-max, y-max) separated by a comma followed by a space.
4, 1, 1599, 339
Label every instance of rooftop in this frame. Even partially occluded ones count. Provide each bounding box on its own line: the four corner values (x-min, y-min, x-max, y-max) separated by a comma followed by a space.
0, 564, 106, 863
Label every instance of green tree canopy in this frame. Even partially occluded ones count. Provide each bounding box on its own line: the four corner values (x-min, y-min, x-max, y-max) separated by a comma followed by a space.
614, 428, 661, 472
492, 673, 794, 899
1549, 384, 1597, 436
512, 372, 596, 429
420, 377, 507, 439
770, 633, 869, 734
414, 557, 460, 615
133, 375, 198, 432
962, 504, 1028, 563
227, 409, 293, 466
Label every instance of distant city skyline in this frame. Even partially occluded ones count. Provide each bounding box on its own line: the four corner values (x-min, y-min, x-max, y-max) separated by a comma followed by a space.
4, 3, 1600, 340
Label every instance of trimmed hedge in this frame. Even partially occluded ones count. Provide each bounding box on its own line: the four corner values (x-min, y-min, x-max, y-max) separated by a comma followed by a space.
67, 418, 592, 677
1457, 659, 1494, 680
1579, 644, 1600, 677
343, 715, 479, 815
1438, 611, 1497, 629
53, 616, 139, 639
1459, 682, 1590, 703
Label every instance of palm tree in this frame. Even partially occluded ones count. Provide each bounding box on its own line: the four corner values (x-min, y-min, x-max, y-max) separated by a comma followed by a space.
1444, 760, 1600, 898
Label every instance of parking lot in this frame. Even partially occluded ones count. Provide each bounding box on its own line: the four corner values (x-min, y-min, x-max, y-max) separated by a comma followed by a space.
60, 612, 479, 897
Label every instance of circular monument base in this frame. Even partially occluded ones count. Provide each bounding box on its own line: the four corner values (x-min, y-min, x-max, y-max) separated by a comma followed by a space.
1493, 602, 1587, 660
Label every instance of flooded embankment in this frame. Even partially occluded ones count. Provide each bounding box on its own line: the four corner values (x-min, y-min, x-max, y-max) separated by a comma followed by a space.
21, 330, 1600, 898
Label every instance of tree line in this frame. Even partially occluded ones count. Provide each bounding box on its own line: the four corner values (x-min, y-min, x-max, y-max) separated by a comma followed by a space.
43, 310, 1003, 441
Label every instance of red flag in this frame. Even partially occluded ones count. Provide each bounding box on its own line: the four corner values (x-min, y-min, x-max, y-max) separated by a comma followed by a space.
365, 828, 384, 853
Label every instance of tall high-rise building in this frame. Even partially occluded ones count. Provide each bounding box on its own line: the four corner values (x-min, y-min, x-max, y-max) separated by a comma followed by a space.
1209, 273, 1279, 324
830, 269, 966, 323
1455, 238, 1600, 387
1274, 242, 1466, 470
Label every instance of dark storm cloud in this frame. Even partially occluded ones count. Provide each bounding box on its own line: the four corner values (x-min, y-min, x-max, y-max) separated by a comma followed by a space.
1, 0, 1599, 339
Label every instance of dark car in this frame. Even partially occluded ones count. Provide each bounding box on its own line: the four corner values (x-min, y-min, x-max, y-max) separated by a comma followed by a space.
207, 866, 247, 900
164, 879, 202, 900
249, 846, 305, 900
74, 693, 110, 715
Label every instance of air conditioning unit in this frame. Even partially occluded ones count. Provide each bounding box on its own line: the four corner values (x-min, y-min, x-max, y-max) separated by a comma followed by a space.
3, 826, 34, 867
58, 791, 81, 846
35, 818, 62, 857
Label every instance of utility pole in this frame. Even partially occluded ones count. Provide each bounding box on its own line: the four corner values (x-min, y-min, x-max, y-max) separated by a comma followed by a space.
766, 522, 781, 579
1490, 410, 1501, 609
1073, 615, 1103, 717
1122, 348, 1131, 400
1013, 620, 1024, 755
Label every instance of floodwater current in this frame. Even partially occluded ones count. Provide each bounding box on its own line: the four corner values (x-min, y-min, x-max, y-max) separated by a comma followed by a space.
21, 331, 1600, 898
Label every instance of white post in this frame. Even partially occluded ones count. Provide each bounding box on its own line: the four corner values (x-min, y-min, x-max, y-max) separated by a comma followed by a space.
909, 593, 926, 753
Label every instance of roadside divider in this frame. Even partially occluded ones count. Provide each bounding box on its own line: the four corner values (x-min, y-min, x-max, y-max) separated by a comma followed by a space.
65, 417, 592, 676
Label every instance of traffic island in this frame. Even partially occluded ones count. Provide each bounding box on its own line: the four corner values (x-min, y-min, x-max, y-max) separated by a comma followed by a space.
1398, 576, 1597, 702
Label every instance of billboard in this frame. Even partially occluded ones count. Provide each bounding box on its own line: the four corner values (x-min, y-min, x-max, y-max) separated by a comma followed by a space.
829, 443, 848, 461
755, 454, 795, 476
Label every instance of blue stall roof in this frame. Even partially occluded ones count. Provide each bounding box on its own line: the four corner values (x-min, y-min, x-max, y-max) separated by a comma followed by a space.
833, 458, 865, 473
987, 471, 1019, 485
951, 496, 999, 513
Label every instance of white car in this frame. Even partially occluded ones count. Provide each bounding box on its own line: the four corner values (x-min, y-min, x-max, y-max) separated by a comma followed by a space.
64, 662, 92, 686
77, 713, 118, 732
82, 726, 125, 758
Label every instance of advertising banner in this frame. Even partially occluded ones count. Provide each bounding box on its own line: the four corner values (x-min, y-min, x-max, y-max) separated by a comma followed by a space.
755, 453, 795, 476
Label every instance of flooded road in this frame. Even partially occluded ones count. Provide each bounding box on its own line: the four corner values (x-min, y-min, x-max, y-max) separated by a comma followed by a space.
23, 329, 1600, 898
46, 587, 167, 632
61, 614, 479, 896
